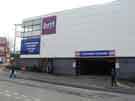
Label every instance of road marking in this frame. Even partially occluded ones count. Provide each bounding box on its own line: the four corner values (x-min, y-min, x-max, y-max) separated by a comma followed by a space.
15, 96, 22, 99
34, 98, 40, 101
5, 93, 11, 97
20, 81, 25, 83
31, 97, 40, 101
0, 87, 40, 101
5, 90, 9, 93
13, 92, 19, 95
31, 97, 41, 101
25, 98, 32, 101
21, 94, 27, 98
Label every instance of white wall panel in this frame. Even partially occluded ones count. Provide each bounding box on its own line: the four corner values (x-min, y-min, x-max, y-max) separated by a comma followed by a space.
22, 0, 135, 58
40, 0, 135, 57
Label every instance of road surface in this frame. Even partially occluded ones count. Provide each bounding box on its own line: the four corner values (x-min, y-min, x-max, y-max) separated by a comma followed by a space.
0, 78, 134, 101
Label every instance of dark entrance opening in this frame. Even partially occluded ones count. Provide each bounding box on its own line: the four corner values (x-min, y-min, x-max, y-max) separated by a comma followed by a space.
79, 58, 115, 75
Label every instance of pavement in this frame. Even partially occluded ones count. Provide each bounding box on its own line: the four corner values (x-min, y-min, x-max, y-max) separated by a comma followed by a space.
0, 68, 135, 95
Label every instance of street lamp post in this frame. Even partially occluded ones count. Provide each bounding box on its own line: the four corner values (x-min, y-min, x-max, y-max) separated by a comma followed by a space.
13, 24, 17, 60
13, 24, 22, 61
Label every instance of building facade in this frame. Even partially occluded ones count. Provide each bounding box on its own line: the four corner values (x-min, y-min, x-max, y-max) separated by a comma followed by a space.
0, 37, 10, 64
20, 0, 135, 80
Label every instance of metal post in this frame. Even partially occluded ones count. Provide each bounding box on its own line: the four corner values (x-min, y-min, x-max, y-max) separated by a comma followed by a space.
13, 24, 17, 60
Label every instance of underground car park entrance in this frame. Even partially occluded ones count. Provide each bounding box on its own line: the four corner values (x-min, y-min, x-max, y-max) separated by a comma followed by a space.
78, 58, 115, 75
75, 50, 115, 75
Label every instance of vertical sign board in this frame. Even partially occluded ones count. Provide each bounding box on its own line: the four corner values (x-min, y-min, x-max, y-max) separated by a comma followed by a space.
0, 38, 7, 57
21, 36, 40, 55
42, 16, 56, 34
0, 38, 6, 46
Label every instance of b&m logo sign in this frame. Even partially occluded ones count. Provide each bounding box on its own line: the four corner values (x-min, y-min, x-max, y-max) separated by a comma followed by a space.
42, 16, 56, 34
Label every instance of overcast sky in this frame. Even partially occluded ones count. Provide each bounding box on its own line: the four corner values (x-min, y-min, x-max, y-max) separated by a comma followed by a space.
0, 0, 115, 50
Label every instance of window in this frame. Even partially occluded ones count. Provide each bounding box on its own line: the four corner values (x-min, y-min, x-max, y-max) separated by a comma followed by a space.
22, 18, 41, 33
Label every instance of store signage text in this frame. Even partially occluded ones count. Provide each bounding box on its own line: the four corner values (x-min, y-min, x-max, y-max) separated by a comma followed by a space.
42, 16, 56, 34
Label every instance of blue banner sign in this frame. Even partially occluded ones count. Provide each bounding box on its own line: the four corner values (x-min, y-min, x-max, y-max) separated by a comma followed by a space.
21, 37, 40, 55
76, 50, 115, 57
